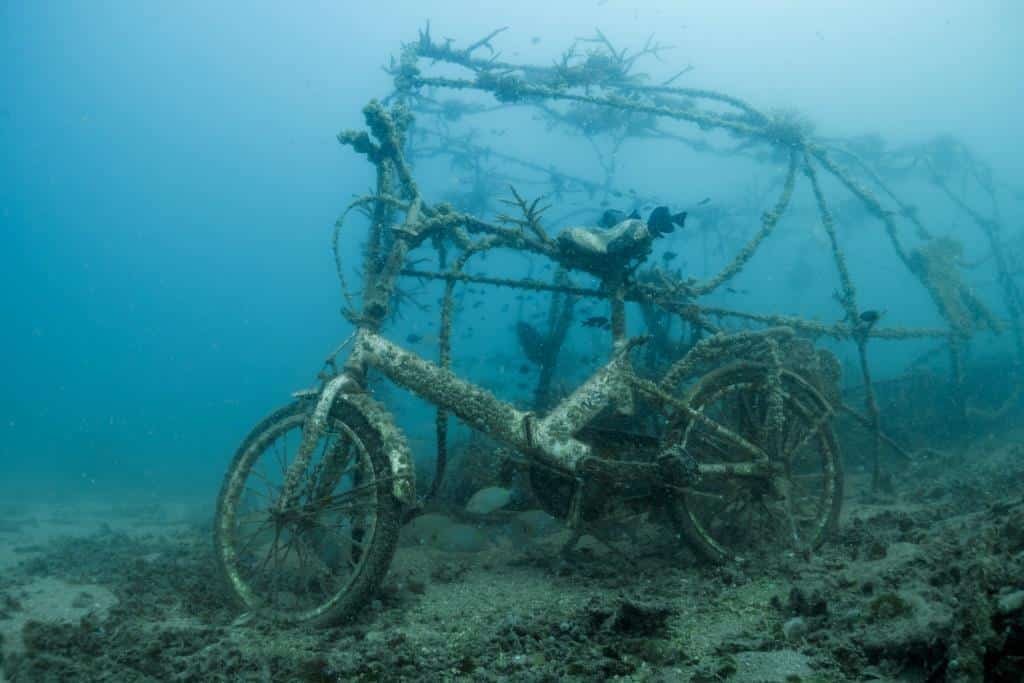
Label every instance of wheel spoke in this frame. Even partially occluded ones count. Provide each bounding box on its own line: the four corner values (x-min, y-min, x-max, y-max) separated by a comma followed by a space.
313, 434, 354, 501
692, 428, 744, 460
738, 387, 767, 443
686, 408, 766, 461
783, 410, 829, 464
250, 468, 281, 497
311, 515, 367, 551
243, 486, 275, 504
318, 476, 392, 512
778, 408, 806, 460
294, 532, 334, 593
257, 525, 282, 577
288, 531, 313, 598
236, 510, 272, 526
275, 438, 288, 478
235, 518, 274, 559
271, 530, 285, 608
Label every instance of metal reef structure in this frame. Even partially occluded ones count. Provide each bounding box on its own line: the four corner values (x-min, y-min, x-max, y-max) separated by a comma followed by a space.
334, 25, 1023, 492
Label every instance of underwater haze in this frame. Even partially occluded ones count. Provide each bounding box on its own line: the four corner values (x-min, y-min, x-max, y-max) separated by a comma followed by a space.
3, 1, 1020, 499
3, 2, 1024, 680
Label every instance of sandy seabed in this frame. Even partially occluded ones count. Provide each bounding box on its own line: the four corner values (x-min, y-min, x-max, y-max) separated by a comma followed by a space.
2, 433, 1023, 682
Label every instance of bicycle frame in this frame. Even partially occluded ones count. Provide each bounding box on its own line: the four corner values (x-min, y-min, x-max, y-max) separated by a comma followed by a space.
279, 324, 786, 517
269, 325, 632, 514
345, 326, 638, 473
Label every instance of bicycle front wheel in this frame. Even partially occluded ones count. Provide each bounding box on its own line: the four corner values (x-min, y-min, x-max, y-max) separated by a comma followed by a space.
214, 397, 401, 626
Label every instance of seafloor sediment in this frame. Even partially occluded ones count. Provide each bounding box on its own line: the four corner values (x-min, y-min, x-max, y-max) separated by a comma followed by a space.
1, 431, 1023, 682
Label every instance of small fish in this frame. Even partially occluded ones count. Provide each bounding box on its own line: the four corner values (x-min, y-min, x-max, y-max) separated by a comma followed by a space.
519, 364, 530, 375
599, 208, 641, 228
465, 486, 513, 514
599, 209, 624, 227
530, 36, 542, 45
859, 309, 882, 324
696, 197, 711, 206
582, 316, 611, 329
406, 333, 423, 344
647, 206, 687, 236
725, 287, 749, 295
662, 251, 678, 262
473, 301, 484, 309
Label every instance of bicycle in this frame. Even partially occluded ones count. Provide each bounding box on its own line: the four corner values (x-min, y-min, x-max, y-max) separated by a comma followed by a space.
212, 102, 843, 626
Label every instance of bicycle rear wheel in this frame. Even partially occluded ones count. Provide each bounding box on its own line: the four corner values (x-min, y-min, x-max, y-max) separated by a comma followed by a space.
664, 362, 843, 563
214, 397, 401, 626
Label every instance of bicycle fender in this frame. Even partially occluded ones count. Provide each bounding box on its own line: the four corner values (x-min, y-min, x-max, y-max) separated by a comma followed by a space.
310, 375, 416, 504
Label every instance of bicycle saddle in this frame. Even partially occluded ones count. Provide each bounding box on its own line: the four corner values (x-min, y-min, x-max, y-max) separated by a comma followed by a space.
557, 217, 653, 264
